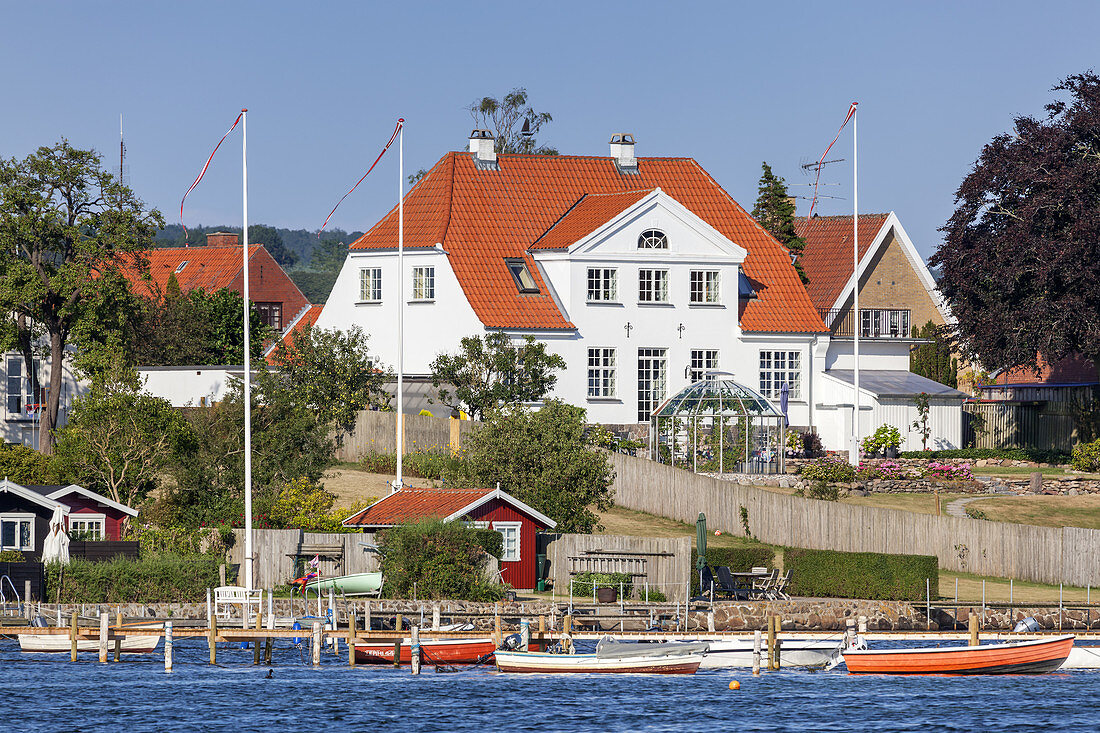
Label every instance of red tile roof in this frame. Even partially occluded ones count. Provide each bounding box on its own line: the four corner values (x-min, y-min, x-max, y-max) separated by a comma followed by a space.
993, 354, 1099, 386
124, 245, 263, 296
795, 214, 890, 311
532, 189, 654, 250
343, 487, 494, 527
265, 304, 325, 364
352, 153, 826, 334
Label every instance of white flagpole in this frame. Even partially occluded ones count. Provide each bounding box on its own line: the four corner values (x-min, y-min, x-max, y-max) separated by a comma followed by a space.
241, 108, 254, 590
395, 121, 404, 491
851, 105, 860, 467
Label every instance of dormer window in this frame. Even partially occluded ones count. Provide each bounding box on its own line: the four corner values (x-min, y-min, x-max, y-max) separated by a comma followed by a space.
638, 229, 668, 249
175, 260, 189, 273
505, 258, 539, 294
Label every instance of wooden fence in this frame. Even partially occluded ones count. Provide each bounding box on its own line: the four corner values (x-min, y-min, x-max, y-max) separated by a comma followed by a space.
607, 452, 1100, 587
963, 401, 1079, 452
0, 561, 44, 602
333, 410, 481, 462
69, 541, 140, 562
229, 530, 378, 591
547, 534, 691, 602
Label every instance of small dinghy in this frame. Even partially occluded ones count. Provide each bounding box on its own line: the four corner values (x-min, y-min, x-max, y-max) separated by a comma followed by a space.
843, 635, 1074, 675
495, 639, 707, 674
354, 637, 497, 665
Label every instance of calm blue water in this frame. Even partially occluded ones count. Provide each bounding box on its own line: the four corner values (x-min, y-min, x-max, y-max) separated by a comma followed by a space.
3, 638, 1099, 732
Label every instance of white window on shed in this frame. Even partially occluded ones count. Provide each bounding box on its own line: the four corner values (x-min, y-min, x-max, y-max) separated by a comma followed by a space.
493, 521, 522, 562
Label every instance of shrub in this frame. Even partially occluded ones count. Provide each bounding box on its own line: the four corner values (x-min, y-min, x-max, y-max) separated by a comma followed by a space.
801, 431, 824, 458
797, 455, 853, 501
784, 548, 938, 601
403, 449, 466, 481
924, 461, 975, 481
691, 546, 775, 595
44, 555, 224, 603
378, 519, 505, 601
132, 524, 234, 558
0, 442, 58, 484
898, 448, 1070, 464
0, 549, 25, 562
572, 572, 633, 598
360, 451, 398, 474
1071, 439, 1100, 472
267, 478, 363, 532
862, 424, 902, 454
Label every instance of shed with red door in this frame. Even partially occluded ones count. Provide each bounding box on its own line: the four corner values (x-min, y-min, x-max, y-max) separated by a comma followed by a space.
342, 486, 556, 590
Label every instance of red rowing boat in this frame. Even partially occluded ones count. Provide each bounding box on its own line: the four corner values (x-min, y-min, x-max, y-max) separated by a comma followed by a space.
354, 637, 497, 665
844, 635, 1074, 675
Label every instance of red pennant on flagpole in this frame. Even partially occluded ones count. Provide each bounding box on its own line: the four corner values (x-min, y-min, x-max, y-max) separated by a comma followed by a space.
319, 118, 404, 235
180, 112, 244, 239
807, 102, 858, 218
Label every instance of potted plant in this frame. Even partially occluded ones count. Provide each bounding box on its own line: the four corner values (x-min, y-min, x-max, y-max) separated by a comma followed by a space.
865, 424, 902, 459
596, 586, 618, 603
801, 431, 822, 458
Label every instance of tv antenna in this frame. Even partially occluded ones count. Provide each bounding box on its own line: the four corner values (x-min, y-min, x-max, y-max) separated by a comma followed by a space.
801, 157, 844, 174
119, 113, 131, 189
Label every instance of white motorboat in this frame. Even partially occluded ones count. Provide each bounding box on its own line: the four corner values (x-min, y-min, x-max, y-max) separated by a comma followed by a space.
699, 636, 845, 668
496, 640, 707, 674
1059, 645, 1100, 669
19, 632, 161, 654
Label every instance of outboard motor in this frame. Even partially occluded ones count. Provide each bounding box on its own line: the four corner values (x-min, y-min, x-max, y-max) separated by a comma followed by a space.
31, 615, 49, 628
501, 633, 523, 650
1013, 616, 1041, 633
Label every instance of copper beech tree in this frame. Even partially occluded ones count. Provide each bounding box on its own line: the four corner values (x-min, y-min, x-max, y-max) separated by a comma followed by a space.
932, 72, 1100, 437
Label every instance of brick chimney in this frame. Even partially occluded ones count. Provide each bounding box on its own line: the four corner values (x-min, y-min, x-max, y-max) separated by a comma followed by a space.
206, 231, 239, 247
610, 133, 637, 173
469, 129, 498, 169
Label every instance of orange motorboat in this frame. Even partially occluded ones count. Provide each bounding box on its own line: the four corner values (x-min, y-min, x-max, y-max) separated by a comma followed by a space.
844, 635, 1074, 675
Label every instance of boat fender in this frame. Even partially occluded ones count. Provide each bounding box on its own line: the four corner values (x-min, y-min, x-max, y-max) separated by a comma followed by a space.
292, 621, 302, 645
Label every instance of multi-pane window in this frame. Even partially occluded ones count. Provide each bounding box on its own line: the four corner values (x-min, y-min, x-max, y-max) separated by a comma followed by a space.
637, 348, 668, 421
5, 357, 22, 416
689, 349, 719, 383
412, 266, 435, 300
5, 356, 41, 420
493, 522, 521, 562
638, 229, 668, 249
69, 516, 105, 541
690, 270, 720, 303
255, 302, 282, 330
359, 268, 382, 302
0, 514, 34, 551
505, 259, 539, 293
638, 269, 669, 303
587, 268, 618, 302
860, 309, 910, 338
587, 348, 616, 398
759, 351, 802, 399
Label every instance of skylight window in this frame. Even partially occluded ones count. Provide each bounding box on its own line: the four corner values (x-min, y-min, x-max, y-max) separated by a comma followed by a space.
505, 258, 539, 294
175, 260, 189, 273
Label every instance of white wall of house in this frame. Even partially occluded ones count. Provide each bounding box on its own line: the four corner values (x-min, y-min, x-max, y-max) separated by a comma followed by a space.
1, 349, 85, 447
139, 366, 242, 407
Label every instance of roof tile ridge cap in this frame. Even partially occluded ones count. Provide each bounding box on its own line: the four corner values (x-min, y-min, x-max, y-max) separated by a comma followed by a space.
436, 152, 456, 247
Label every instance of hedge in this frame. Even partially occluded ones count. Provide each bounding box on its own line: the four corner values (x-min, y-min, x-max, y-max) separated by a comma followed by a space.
45, 555, 225, 603
378, 519, 505, 601
784, 548, 937, 601
691, 546, 775, 595
899, 448, 1070, 464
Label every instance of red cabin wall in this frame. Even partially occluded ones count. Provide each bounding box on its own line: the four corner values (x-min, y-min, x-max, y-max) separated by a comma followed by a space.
469, 499, 547, 590
55, 492, 127, 540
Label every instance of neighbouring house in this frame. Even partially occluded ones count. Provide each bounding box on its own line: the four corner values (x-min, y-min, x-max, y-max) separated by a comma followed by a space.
1, 351, 84, 447
0, 479, 138, 558
342, 486, 556, 590
795, 212, 966, 451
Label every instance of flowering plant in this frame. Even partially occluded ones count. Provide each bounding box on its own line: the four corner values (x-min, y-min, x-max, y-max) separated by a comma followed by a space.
924, 461, 974, 481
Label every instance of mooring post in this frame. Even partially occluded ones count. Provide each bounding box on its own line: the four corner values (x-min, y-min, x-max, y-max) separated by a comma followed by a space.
538, 615, 547, 652
114, 611, 122, 662
395, 613, 403, 634
432, 604, 440, 631
494, 601, 502, 647
563, 614, 573, 654
845, 618, 856, 648
267, 588, 274, 629
312, 621, 322, 667
70, 612, 78, 663
774, 616, 782, 670
410, 626, 421, 675
164, 621, 173, 672
348, 612, 357, 667
1059, 584, 1064, 631
253, 611, 262, 665
707, 610, 715, 633
206, 588, 213, 626
520, 619, 530, 651
968, 612, 979, 646
393, 640, 401, 668
766, 616, 776, 670
752, 629, 761, 676
858, 615, 868, 636
364, 601, 371, 633
208, 615, 218, 665
99, 613, 109, 664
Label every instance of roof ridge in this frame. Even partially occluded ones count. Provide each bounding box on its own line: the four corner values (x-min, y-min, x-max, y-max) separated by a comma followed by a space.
531, 193, 588, 247
796, 213, 890, 220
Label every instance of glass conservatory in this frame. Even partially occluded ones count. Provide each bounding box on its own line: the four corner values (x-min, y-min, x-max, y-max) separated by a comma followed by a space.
649, 372, 787, 475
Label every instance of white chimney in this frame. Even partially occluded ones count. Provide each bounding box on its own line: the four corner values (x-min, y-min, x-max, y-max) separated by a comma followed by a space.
469, 129, 497, 168
610, 133, 637, 172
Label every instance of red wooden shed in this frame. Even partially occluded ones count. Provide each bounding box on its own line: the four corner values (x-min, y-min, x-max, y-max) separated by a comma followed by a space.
342, 487, 556, 590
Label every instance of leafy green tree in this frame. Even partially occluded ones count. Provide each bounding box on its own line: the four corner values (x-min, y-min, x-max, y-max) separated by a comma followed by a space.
468, 88, 557, 155
909, 320, 958, 388
430, 331, 566, 420
0, 140, 162, 453
0, 443, 58, 484
52, 364, 194, 514
455, 401, 615, 532
751, 162, 808, 283
378, 518, 505, 600
267, 324, 392, 434
248, 224, 296, 268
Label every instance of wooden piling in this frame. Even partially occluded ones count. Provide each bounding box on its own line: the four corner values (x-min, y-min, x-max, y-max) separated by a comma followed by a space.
707, 610, 715, 633
264, 636, 273, 666
395, 613, 403, 633
432, 604, 441, 631
70, 612, 78, 663
393, 641, 401, 668
208, 615, 218, 665
348, 613, 357, 667
774, 616, 782, 670
858, 615, 868, 635
311, 622, 322, 666
968, 612, 979, 646
538, 615, 547, 652
520, 619, 530, 651
164, 621, 173, 672
99, 613, 109, 664
24, 580, 32, 617
563, 614, 573, 654
766, 616, 777, 670
410, 626, 421, 675
494, 612, 503, 648
846, 618, 856, 648
114, 612, 122, 662
253, 612, 262, 665
752, 629, 761, 676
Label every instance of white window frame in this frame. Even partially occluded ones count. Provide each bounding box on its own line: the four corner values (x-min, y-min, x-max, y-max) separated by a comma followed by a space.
68, 513, 106, 541
690, 270, 721, 304
586, 268, 618, 302
359, 267, 382, 302
638, 269, 669, 303
689, 349, 719, 383
638, 229, 669, 249
759, 350, 802, 400
493, 521, 522, 562
412, 266, 435, 301
637, 347, 668, 422
0, 513, 36, 552
587, 347, 616, 398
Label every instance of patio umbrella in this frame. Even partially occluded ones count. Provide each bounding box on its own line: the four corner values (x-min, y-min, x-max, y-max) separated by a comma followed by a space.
779, 382, 790, 427
696, 512, 707, 592
41, 506, 69, 565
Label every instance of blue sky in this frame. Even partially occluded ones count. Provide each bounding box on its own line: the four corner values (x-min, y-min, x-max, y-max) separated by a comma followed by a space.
2, 1, 1098, 259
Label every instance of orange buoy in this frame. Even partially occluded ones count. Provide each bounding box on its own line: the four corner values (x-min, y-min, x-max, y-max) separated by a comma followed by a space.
729, 680, 740, 690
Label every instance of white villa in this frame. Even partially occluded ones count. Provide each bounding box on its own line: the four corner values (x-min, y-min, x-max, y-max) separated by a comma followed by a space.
311, 131, 965, 452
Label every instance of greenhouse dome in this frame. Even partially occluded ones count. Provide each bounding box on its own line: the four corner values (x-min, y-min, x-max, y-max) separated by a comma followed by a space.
649, 372, 788, 475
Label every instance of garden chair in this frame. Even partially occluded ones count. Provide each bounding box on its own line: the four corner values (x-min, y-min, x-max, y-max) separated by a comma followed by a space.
214, 585, 263, 625
751, 569, 779, 600
714, 566, 751, 601
771, 569, 793, 600
750, 566, 768, 574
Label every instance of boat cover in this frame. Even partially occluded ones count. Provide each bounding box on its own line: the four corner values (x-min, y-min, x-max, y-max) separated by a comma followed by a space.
594, 639, 710, 660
